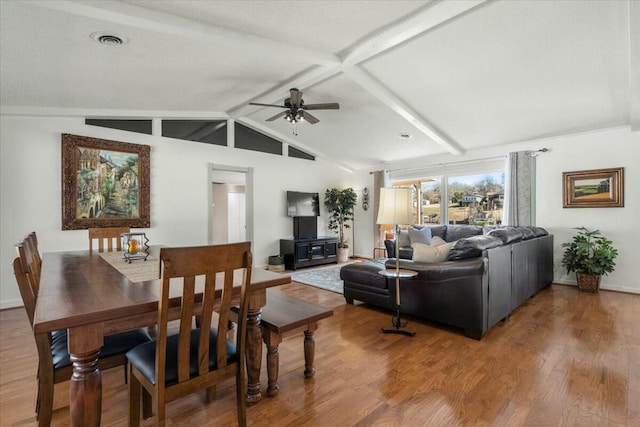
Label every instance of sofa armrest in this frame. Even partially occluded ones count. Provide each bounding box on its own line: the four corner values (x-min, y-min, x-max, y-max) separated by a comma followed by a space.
384, 239, 413, 259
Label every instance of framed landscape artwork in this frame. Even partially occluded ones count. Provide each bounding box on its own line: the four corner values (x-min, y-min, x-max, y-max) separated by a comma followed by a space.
62, 133, 151, 230
562, 167, 624, 208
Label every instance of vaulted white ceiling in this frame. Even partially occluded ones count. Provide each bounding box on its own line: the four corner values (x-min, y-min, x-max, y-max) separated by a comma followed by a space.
1, 0, 637, 171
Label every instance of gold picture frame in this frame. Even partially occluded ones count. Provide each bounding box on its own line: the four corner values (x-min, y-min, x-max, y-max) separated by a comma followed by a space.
562, 167, 624, 208
62, 133, 151, 230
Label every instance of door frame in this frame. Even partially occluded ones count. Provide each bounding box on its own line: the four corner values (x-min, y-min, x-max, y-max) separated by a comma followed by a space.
208, 163, 254, 245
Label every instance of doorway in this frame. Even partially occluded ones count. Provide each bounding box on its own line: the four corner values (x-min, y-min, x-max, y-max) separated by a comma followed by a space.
208, 164, 253, 245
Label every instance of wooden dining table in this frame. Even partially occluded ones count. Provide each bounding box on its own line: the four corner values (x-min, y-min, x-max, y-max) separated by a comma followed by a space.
32, 249, 291, 427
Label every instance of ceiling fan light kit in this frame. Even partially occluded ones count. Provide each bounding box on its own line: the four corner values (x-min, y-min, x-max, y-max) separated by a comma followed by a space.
250, 88, 339, 134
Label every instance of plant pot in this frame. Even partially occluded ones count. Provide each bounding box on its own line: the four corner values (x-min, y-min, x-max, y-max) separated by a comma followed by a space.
337, 247, 350, 263
576, 273, 601, 293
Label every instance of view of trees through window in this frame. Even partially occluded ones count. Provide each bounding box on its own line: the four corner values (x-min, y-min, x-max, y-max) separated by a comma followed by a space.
394, 171, 505, 226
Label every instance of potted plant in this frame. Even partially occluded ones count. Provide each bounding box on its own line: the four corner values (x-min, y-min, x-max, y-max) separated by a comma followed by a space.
324, 188, 357, 263
561, 226, 618, 292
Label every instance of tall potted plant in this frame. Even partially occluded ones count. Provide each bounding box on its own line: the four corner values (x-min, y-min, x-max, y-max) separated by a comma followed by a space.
324, 188, 357, 263
561, 226, 618, 292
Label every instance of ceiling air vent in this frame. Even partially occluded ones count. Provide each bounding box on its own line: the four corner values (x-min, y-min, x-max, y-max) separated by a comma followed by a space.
90, 32, 128, 45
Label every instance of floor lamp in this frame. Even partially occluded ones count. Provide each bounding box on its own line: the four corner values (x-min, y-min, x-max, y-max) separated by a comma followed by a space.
376, 187, 417, 337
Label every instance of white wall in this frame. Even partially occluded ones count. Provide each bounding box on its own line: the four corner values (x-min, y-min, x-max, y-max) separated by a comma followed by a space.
0, 115, 354, 308
353, 126, 640, 294
3, 116, 637, 308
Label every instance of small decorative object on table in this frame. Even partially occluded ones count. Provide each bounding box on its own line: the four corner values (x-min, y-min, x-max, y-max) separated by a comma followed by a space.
121, 232, 149, 263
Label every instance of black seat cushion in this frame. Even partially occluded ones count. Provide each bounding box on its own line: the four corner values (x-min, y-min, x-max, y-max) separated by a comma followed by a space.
487, 227, 523, 244
340, 259, 388, 291
444, 225, 483, 242
447, 235, 503, 260
51, 328, 152, 370
126, 328, 237, 386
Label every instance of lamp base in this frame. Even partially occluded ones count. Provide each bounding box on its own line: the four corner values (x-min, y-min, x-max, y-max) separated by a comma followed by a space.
381, 304, 415, 337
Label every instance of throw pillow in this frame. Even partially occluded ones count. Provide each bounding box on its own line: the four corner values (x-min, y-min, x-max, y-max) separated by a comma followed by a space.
408, 226, 432, 245
397, 230, 411, 248
412, 241, 456, 263
430, 236, 447, 247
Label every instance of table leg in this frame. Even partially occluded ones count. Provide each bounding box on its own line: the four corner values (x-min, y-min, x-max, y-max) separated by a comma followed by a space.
303, 322, 318, 378
68, 325, 103, 427
245, 306, 263, 404
262, 329, 282, 397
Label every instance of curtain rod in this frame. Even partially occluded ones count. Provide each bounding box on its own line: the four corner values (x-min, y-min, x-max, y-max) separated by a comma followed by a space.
369, 148, 549, 174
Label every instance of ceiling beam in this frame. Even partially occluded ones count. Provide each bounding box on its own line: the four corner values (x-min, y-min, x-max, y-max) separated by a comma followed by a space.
344, 67, 463, 155
342, 0, 487, 67
29, 0, 339, 66
232, 0, 487, 151
629, 0, 640, 131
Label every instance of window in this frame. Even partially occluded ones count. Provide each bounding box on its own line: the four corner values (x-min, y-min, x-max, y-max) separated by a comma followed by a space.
446, 173, 504, 225
234, 123, 282, 155
391, 166, 504, 226
85, 119, 152, 135
162, 120, 227, 146
288, 146, 315, 161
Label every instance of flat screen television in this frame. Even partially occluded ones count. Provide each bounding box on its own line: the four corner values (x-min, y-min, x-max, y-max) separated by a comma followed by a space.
287, 191, 320, 217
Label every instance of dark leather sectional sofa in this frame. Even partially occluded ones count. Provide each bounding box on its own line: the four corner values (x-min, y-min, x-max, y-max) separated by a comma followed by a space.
340, 225, 554, 339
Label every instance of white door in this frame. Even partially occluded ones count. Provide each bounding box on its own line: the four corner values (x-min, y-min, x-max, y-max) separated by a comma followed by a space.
227, 192, 246, 242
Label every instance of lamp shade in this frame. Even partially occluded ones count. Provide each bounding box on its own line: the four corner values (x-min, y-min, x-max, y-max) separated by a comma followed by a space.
376, 187, 412, 226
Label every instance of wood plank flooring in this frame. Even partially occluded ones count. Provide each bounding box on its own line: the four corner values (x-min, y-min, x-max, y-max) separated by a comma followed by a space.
1, 282, 639, 426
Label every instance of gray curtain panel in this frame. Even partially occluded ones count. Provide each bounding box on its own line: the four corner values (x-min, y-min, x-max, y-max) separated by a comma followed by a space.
503, 151, 536, 226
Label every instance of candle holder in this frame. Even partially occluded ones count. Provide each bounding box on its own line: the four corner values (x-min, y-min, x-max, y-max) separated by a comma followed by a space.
121, 232, 149, 263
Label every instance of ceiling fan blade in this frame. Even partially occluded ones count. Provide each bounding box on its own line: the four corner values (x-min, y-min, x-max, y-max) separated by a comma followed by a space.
302, 102, 340, 110
301, 111, 319, 124
266, 111, 287, 121
289, 88, 302, 106
249, 102, 285, 108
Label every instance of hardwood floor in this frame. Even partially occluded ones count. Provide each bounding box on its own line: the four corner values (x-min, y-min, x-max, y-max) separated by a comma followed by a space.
1, 282, 639, 426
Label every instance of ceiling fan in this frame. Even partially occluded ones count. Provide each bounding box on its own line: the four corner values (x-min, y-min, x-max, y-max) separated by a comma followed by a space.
249, 88, 339, 125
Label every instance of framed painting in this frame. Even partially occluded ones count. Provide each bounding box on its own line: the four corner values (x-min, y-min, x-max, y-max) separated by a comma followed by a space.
62, 133, 151, 230
562, 167, 624, 208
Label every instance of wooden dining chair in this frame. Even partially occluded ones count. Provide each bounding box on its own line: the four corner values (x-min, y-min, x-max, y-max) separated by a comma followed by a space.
14, 238, 152, 427
88, 226, 130, 254
126, 242, 253, 427
24, 231, 42, 285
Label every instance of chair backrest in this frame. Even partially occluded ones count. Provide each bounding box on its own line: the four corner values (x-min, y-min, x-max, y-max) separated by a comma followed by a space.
88, 227, 130, 254
26, 231, 42, 275
22, 232, 42, 290
156, 242, 252, 390
13, 255, 37, 327
15, 232, 42, 323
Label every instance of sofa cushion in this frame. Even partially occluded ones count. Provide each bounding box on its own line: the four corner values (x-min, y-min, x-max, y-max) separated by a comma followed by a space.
527, 226, 549, 237
482, 225, 504, 234
444, 225, 483, 242
408, 226, 432, 245
447, 235, 504, 261
430, 236, 447, 247
412, 241, 456, 263
516, 226, 536, 240
428, 225, 447, 240
397, 230, 411, 248
340, 259, 388, 290
487, 227, 523, 244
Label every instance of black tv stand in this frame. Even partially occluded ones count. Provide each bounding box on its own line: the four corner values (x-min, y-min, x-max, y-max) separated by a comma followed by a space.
280, 237, 338, 270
